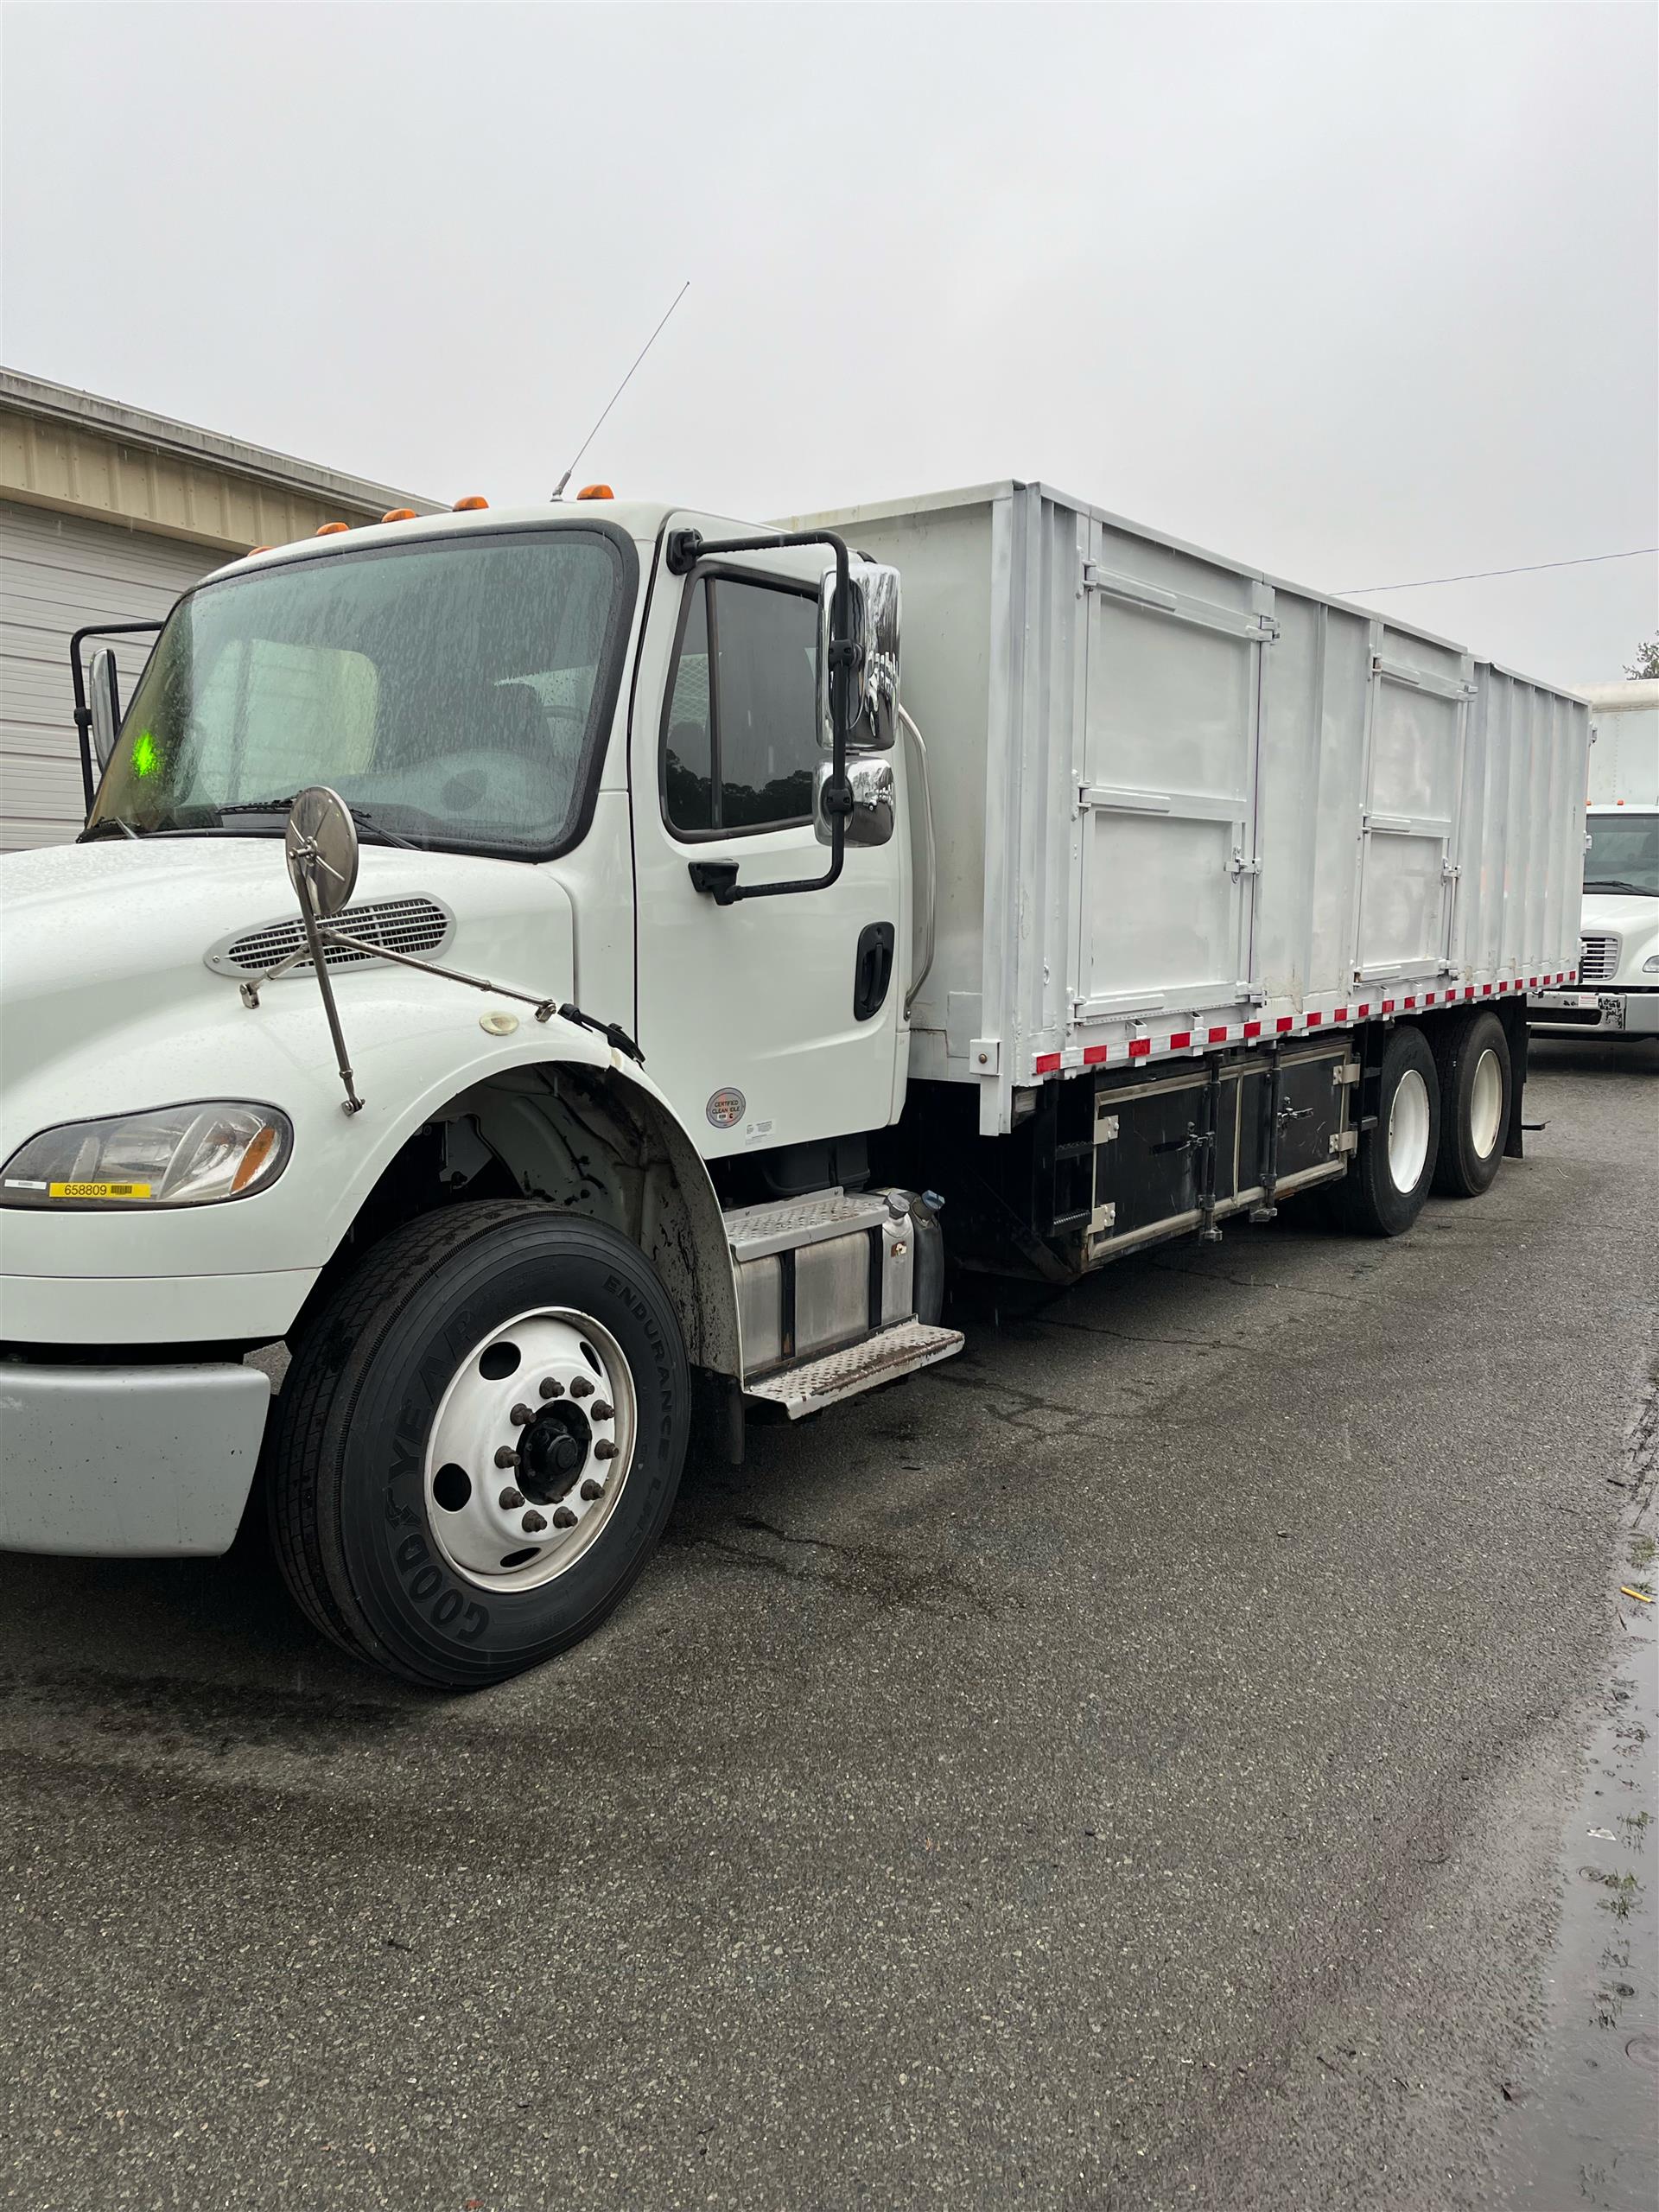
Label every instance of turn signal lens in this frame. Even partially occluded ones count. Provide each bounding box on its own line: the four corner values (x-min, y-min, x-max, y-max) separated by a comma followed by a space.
453, 495, 489, 511
576, 483, 613, 501
382, 507, 417, 524
315, 521, 349, 536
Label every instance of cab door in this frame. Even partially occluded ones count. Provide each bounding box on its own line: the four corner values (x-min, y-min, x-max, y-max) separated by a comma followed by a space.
630, 518, 908, 1160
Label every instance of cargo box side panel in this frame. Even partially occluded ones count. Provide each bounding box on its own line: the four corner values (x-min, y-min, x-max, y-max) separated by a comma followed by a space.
821, 498, 998, 1083
1073, 521, 1273, 1033
1252, 591, 1370, 1006
1353, 626, 1473, 987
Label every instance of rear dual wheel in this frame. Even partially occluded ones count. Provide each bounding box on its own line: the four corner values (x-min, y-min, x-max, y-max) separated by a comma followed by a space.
1431, 1009, 1511, 1198
1334, 1023, 1440, 1236
267, 1202, 689, 1689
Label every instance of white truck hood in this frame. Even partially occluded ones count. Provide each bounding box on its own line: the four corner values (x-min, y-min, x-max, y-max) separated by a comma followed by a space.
1, 831, 579, 1141
1580, 890, 1659, 937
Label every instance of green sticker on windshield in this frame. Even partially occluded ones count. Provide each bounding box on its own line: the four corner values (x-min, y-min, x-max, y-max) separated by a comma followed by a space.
131, 730, 161, 778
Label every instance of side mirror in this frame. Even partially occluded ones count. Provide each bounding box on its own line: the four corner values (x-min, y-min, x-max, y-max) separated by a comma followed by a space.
285, 785, 360, 919
87, 646, 122, 768
817, 559, 901, 752
815, 756, 895, 847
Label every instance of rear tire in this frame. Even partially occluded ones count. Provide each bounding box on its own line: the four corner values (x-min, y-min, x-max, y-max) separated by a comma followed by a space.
1431, 1010, 1511, 1197
268, 1201, 689, 1689
1334, 1023, 1440, 1237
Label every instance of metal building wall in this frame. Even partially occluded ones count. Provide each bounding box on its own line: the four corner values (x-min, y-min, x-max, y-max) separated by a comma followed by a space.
0, 499, 219, 852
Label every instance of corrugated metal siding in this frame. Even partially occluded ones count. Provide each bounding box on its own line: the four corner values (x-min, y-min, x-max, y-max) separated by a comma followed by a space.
0, 499, 220, 852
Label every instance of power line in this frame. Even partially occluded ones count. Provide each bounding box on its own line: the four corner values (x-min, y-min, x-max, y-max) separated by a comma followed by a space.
1341, 546, 1658, 594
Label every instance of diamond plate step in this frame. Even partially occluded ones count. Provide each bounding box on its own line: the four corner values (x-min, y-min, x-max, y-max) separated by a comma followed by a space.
743, 1320, 963, 1419
723, 1187, 898, 1263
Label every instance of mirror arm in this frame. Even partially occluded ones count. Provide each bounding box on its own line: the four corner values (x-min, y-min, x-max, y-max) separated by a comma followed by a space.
668, 528, 854, 906
67, 620, 164, 823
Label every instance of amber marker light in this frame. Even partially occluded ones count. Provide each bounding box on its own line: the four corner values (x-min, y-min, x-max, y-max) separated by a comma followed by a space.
453, 495, 489, 511
576, 484, 614, 501
382, 507, 417, 523
315, 521, 349, 536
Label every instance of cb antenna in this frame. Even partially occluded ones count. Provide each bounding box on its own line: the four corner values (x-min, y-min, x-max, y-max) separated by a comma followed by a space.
551, 279, 690, 499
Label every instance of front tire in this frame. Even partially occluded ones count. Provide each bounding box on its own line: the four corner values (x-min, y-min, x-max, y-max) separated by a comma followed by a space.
1431, 1009, 1511, 1197
268, 1202, 689, 1688
1334, 1023, 1440, 1237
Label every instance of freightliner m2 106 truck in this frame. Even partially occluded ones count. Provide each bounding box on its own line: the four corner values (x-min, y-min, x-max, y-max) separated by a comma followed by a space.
1529, 679, 1658, 1040
0, 483, 1589, 1686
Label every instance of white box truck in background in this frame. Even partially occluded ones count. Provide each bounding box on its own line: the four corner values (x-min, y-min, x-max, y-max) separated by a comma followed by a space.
0, 480, 1589, 1687
1531, 677, 1658, 1039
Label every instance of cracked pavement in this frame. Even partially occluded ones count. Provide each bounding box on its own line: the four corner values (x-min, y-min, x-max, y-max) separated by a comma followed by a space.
1, 1034, 1655, 2210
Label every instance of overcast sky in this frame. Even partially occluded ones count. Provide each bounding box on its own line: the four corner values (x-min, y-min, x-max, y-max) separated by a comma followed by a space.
3, 2, 1654, 688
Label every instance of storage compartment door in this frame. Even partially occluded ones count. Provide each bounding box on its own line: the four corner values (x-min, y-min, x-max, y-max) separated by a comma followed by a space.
1076, 556, 1271, 1026
1355, 646, 1472, 984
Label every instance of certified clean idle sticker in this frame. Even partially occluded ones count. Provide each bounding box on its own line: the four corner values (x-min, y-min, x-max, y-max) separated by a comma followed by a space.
705, 1087, 746, 1129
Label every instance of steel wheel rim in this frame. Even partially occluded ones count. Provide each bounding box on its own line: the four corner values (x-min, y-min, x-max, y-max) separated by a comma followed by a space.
1387, 1066, 1431, 1192
1468, 1046, 1503, 1159
423, 1306, 637, 1593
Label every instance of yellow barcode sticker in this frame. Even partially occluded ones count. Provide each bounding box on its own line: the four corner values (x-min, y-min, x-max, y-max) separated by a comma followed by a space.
48, 1181, 152, 1200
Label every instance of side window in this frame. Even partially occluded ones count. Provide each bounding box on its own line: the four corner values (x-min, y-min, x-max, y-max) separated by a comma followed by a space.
662, 575, 817, 836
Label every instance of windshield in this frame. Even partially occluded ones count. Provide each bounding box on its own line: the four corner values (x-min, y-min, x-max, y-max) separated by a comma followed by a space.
88, 526, 632, 856
1584, 812, 1659, 898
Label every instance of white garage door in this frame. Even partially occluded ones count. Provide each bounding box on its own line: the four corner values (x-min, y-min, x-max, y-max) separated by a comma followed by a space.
0, 499, 222, 853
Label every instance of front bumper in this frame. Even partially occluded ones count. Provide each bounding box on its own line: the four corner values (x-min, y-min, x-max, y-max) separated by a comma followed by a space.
1529, 987, 1659, 1037
0, 1357, 270, 1556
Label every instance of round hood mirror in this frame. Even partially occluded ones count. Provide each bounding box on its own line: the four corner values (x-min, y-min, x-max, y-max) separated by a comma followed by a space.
285, 785, 359, 920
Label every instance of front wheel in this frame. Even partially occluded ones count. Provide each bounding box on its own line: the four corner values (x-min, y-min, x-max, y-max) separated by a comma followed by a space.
268, 1202, 690, 1688
1333, 1023, 1440, 1237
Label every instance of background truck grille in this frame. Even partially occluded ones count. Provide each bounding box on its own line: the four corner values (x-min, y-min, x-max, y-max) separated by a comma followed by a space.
1578, 933, 1618, 982
208, 896, 453, 977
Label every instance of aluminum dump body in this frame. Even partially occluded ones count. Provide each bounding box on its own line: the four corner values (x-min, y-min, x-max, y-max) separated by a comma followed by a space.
785, 482, 1590, 1135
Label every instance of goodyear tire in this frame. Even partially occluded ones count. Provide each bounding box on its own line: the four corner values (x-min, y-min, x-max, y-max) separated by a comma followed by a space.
1431, 1009, 1511, 1198
1333, 1023, 1440, 1237
268, 1201, 689, 1689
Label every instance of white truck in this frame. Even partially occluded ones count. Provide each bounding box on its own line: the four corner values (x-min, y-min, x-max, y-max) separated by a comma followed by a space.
1529, 678, 1658, 1040
0, 480, 1589, 1688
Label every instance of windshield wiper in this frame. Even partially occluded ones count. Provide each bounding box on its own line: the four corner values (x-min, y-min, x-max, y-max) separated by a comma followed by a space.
1584, 878, 1656, 897
79, 817, 139, 842
209, 796, 423, 850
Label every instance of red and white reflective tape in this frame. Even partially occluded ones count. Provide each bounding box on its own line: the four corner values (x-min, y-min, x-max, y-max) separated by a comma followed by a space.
1028, 964, 1573, 1081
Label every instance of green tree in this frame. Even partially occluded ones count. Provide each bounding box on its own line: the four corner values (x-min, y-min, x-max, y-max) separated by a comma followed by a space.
1627, 635, 1659, 679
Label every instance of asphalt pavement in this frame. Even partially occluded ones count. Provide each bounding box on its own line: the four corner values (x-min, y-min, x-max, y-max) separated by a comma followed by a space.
2, 1035, 1656, 2212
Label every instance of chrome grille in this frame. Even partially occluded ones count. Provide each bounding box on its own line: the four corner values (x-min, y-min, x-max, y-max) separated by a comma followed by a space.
1578, 932, 1618, 983
207, 896, 452, 977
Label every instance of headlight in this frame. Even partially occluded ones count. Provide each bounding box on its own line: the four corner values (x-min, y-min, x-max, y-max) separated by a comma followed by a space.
1643, 954, 1659, 975
0, 1102, 292, 1208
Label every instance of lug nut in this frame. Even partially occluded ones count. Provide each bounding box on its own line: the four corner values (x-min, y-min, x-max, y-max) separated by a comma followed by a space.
537, 1376, 563, 1400
498, 1486, 524, 1511
493, 1446, 519, 1469
590, 1400, 613, 1421
510, 1402, 534, 1427
569, 1376, 594, 1400
552, 1506, 577, 1529
521, 1509, 548, 1534
593, 1438, 619, 1462
580, 1478, 604, 1502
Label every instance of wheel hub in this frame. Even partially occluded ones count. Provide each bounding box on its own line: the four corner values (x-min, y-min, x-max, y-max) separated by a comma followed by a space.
423, 1307, 635, 1592
518, 1402, 591, 1504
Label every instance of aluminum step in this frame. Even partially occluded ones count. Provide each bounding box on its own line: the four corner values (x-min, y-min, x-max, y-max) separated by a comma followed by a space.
723, 1187, 898, 1263
742, 1319, 963, 1419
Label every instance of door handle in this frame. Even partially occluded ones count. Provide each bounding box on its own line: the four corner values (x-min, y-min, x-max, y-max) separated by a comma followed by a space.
854, 922, 895, 1021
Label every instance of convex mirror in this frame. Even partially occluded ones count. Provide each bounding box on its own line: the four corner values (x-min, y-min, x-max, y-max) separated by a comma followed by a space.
285, 785, 359, 920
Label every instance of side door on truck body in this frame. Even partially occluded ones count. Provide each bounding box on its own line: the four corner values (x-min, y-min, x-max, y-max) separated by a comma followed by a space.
629, 517, 910, 1160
